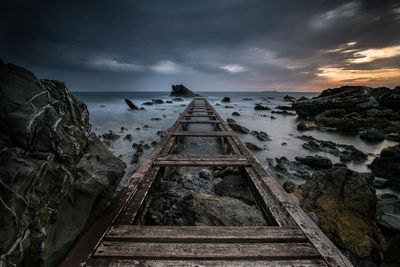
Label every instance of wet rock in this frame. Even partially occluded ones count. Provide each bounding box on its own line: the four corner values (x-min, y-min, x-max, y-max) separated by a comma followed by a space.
245, 142, 262, 151
124, 98, 139, 110
142, 101, 153, 105
373, 177, 389, 188
166, 100, 173, 104
276, 105, 293, 111
215, 174, 255, 205
254, 103, 270, 110
376, 193, 400, 232
370, 144, 400, 185
151, 140, 158, 146
214, 167, 237, 178
102, 131, 121, 140
152, 99, 164, 104
295, 155, 332, 169
297, 96, 309, 101
297, 121, 316, 131
298, 166, 386, 263
228, 123, 250, 134
0, 62, 126, 266
283, 95, 296, 102
199, 169, 212, 179
242, 98, 253, 100
232, 111, 240, 116
270, 116, 276, 119
170, 84, 197, 97
151, 117, 162, 121
224, 105, 234, 108
131, 152, 140, 163
271, 157, 312, 180
215, 103, 221, 106
226, 118, 236, 123
124, 134, 133, 142
283, 181, 297, 193
271, 110, 296, 116
172, 97, 184, 101
386, 133, 400, 142
221, 97, 230, 102
250, 131, 270, 141
140, 107, 145, 110
359, 129, 385, 142
281, 142, 287, 146
192, 194, 266, 226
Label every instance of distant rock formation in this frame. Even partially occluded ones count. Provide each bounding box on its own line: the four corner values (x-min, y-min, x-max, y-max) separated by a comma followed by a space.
0, 61, 126, 266
170, 84, 198, 97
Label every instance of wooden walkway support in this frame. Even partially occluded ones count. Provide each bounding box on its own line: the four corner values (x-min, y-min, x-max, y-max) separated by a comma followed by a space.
60, 97, 353, 267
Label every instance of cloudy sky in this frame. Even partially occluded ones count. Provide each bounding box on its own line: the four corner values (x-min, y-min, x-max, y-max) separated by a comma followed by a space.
1, 0, 400, 92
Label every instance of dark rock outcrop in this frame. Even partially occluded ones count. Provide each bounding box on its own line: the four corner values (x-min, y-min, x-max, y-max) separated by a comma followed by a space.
295, 155, 332, 169
376, 193, 400, 232
297, 121, 316, 131
152, 98, 164, 104
0, 62, 126, 266
254, 103, 270, 110
245, 142, 262, 151
232, 111, 240, 116
170, 84, 197, 97
228, 123, 250, 134
370, 144, 400, 186
221, 97, 230, 102
124, 98, 139, 110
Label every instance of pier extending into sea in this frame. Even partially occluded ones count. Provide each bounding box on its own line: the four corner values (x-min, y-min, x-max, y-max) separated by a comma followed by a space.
61, 97, 352, 267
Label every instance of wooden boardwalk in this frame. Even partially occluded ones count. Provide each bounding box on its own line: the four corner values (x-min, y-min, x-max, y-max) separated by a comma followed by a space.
60, 97, 353, 267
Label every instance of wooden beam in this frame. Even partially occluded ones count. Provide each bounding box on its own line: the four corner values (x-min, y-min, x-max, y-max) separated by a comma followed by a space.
154, 159, 250, 167
172, 131, 231, 137
179, 120, 221, 124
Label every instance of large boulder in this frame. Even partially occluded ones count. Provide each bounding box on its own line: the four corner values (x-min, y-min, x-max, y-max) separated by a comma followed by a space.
370, 144, 400, 186
296, 166, 386, 264
0, 62, 126, 266
170, 84, 197, 97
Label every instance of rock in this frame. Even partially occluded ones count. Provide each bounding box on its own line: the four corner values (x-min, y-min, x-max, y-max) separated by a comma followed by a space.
376, 194, 400, 231
254, 103, 270, 110
373, 177, 389, 188
370, 145, 400, 185
385, 234, 400, 266
151, 140, 158, 146
297, 121, 316, 131
131, 152, 140, 163
0, 62, 126, 266
228, 123, 250, 134
283, 95, 296, 101
170, 84, 197, 97
226, 118, 236, 123
124, 98, 139, 110
224, 105, 234, 108
298, 166, 386, 262
276, 105, 293, 111
270, 116, 276, 119
242, 98, 253, 100
151, 117, 162, 121
295, 155, 332, 169
245, 142, 262, 151
192, 194, 265, 226
275, 156, 290, 170
142, 101, 153, 105
124, 134, 133, 142
386, 133, 400, 141
166, 100, 173, 104
297, 96, 309, 101
102, 131, 121, 140
172, 97, 183, 101
215, 103, 221, 106
140, 107, 145, 110
221, 97, 230, 102
360, 129, 385, 142
215, 174, 255, 205
271, 110, 296, 116
283, 181, 297, 193
199, 169, 212, 179
232, 111, 240, 116
250, 131, 270, 141
281, 142, 287, 146
152, 98, 164, 104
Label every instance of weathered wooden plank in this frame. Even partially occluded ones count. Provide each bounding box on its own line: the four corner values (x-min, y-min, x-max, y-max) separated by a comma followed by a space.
94, 242, 321, 260
171, 131, 231, 137
88, 259, 328, 267
105, 225, 307, 243
156, 155, 246, 161
154, 159, 250, 167
179, 120, 221, 124
184, 115, 217, 117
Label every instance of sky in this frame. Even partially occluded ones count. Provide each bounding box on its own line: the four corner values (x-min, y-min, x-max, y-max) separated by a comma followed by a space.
1, 0, 400, 92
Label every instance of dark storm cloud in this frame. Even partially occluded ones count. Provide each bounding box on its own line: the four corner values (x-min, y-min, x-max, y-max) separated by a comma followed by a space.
1, 0, 400, 91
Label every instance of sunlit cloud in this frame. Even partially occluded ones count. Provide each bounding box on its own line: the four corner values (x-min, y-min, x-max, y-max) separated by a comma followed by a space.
150, 60, 181, 74
219, 64, 246, 73
316, 66, 400, 83
348, 45, 400, 64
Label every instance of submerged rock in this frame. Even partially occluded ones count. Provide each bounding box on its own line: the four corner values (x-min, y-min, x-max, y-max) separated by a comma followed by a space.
228, 123, 250, 134
254, 103, 270, 110
250, 131, 271, 141
0, 62, 126, 266
170, 84, 197, 97
221, 97, 230, 102
124, 98, 139, 110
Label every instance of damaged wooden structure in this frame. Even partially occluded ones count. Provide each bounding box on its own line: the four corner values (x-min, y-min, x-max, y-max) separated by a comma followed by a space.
60, 97, 353, 267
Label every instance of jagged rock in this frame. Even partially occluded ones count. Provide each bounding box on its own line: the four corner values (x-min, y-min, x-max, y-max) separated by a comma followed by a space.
170, 84, 197, 97
298, 166, 386, 263
245, 142, 262, 151
359, 129, 385, 142
250, 131, 270, 141
228, 123, 250, 134
166, 100, 173, 104
295, 155, 332, 169
215, 174, 255, 205
297, 121, 316, 131
124, 98, 139, 110
152, 99, 164, 104
232, 111, 240, 116
283, 95, 296, 101
254, 103, 270, 110
370, 145, 400, 186
221, 97, 230, 102
0, 62, 126, 266
276, 105, 293, 111
376, 193, 400, 231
